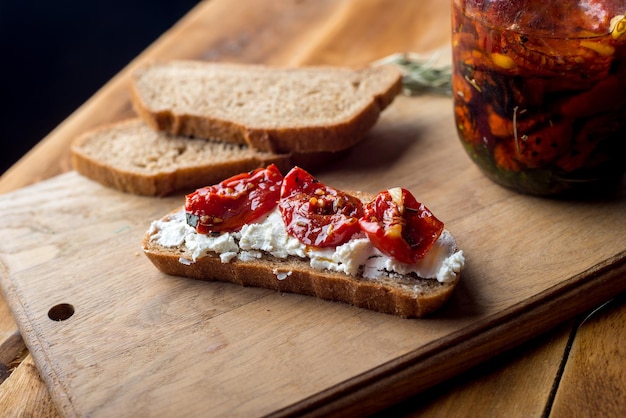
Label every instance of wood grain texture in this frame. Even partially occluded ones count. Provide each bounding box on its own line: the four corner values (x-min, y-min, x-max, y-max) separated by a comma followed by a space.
550, 295, 626, 417
0, 91, 625, 416
387, 322, 574, 417
0, 331, 27, 383
0, 354, 59, 418
288, 0, 452, 66
1, 0, 626, 416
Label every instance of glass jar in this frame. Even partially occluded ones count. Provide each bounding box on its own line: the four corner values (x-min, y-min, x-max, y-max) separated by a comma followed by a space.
451, 0, 626, 196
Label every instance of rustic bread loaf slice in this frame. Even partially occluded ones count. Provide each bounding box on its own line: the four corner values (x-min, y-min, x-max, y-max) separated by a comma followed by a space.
71, 118, 324, 196
130, 61, 403, 153
142, 201, 463, 318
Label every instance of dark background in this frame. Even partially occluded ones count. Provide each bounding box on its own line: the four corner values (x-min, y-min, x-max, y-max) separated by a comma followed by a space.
0, 0, 201, 176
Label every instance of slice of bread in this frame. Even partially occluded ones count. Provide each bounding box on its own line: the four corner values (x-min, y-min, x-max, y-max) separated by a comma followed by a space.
71, 118, 328, 196
142, 201, 462, 318
130, 61, 403, 153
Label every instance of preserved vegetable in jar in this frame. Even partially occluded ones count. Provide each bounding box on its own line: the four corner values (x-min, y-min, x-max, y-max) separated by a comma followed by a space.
452, 0, 626, 196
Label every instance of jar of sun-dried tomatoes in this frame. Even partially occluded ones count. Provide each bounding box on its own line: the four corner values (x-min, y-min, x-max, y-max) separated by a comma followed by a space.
451, 0, 626, 196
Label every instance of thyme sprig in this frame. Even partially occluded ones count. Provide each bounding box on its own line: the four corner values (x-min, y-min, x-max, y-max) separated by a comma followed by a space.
373, 52, 452, 96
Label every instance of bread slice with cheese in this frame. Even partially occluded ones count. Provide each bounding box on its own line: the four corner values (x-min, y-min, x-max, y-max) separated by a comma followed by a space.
141, 194, 464, 318
71, 118, 331, 196
130, 61, 403, 153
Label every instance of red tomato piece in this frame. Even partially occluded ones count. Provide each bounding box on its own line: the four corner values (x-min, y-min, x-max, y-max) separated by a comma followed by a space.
359, 188, 444, 264
185, 164, 283, 234
278, 167, 364, 247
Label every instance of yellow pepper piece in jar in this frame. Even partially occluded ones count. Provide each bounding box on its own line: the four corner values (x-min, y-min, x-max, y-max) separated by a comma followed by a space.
610, 15, 626, 40
579, 40, 615, 56
491, 53, 516, 69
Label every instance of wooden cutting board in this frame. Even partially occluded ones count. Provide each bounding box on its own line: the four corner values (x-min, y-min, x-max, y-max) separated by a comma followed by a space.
1, 94, 625, 417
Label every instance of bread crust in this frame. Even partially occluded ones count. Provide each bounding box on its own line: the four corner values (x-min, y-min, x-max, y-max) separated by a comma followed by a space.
70, 119, 342, 196
130, 61, 403, 154
141, 206, 460, 318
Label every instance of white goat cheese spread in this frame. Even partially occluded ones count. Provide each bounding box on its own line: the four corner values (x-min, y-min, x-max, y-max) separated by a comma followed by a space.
147, 208, 464, 283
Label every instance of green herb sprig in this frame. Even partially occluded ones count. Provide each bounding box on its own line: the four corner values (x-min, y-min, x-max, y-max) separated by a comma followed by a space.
373, 52, 452, 96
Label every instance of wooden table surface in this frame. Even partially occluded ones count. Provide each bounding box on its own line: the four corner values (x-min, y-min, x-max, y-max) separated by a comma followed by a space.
0, 1, 624, 416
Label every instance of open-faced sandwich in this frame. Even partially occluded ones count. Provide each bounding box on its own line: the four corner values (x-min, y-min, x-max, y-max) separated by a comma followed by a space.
142, 165, 464, 318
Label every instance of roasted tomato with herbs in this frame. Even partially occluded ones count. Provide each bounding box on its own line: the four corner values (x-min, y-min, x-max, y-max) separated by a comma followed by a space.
185, 164, 283, 234
359, 187, 444, 264
278, 167, 364, 248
